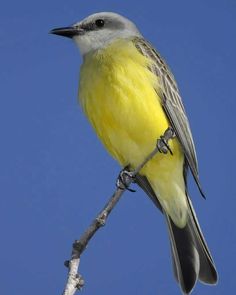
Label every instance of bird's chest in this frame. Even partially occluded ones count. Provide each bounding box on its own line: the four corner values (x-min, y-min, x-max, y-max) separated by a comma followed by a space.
78, 46, 170, 166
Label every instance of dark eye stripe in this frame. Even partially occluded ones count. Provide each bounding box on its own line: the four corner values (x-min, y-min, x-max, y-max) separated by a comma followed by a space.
81, 22, 94, 31
80, 19, 105, 32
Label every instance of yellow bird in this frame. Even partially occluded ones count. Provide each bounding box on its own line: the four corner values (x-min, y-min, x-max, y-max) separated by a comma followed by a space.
51, 12, 218, 294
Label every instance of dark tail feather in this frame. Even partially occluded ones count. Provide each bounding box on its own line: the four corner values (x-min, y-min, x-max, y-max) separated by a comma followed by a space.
165, 197, 218, 294
186, 197, 218, 284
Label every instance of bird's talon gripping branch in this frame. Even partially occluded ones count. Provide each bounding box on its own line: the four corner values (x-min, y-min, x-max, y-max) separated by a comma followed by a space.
116, 168, 136, 192
157, 127, 175, 155
157, 136, 173, 155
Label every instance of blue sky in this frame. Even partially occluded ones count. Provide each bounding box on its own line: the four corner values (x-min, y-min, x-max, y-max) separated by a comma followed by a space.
0, 0, 235, 294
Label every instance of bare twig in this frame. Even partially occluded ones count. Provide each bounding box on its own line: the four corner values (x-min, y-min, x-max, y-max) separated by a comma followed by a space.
62, 127, 175, 295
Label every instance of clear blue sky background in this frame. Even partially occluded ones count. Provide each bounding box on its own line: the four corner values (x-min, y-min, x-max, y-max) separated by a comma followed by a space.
0, 1, 235, 294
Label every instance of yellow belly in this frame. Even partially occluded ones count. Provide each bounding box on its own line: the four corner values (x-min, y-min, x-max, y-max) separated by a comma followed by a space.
79, 39, 187, 227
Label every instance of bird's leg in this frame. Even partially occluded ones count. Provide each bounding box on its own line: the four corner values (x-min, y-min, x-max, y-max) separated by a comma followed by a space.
116, 166, 136, 192
132, 126, 176, 175
157, 127, 175, 155
116, 127, 175, 192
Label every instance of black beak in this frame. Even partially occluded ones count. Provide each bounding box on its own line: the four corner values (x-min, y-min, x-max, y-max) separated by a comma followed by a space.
50, 26, 83, 38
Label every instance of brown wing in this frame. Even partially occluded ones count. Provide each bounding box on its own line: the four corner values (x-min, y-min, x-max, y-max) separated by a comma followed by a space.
133, 37, 205, 198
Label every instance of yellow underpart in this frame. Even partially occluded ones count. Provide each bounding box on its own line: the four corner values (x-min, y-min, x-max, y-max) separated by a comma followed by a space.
79, 39, 187, 227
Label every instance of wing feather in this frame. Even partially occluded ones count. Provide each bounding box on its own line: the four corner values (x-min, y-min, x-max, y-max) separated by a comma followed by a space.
134, 37, 205, 197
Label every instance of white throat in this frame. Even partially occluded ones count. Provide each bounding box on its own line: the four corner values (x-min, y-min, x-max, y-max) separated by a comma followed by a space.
73, 29, 141, 56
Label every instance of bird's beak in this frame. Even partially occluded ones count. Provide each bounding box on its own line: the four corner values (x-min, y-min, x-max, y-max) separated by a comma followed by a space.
50, 26, 84, 38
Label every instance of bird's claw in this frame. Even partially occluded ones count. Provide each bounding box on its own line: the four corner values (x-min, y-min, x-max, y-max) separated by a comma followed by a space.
116, 168, 136, 192
157, 127, 175, 155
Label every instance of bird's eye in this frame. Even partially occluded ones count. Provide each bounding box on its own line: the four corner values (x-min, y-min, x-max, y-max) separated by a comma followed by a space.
95, 19, 105, 28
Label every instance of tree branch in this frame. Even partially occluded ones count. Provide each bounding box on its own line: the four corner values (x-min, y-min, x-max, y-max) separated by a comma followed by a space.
61, 127, 175, 295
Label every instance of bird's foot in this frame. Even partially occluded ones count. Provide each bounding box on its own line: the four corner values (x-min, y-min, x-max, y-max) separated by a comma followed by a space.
157, 127, 175, 155
116, 167, 136, 192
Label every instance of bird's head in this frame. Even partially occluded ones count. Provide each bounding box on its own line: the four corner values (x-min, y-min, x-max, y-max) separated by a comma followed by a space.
50, 12, 141, 56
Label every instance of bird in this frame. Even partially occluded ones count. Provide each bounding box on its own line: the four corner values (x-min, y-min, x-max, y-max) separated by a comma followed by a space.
50, 12, 218, 294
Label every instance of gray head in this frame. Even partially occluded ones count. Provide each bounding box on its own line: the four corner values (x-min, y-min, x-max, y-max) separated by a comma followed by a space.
50, 12, 142, 56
